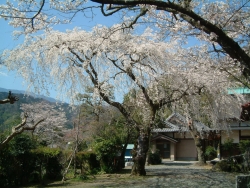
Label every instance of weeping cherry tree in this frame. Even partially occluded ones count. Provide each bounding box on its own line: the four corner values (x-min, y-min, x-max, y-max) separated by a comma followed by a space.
2, 24, 246, 174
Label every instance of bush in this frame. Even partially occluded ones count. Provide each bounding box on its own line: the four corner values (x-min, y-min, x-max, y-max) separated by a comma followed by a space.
0, 134, 38, 186
32, 147, 63, 181
222, 138, 235, 157
214, 160, 231, 172
205, 146, 217, 160
214, 158, 242, 172
76, 151, 100, 175
148, 150, 162, 165
239, 140, 250, 154
93, 138, 122, 173
0, 135, 63, 187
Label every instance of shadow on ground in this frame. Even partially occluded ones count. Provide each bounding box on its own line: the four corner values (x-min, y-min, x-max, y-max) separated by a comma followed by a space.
162, 162, 193, 166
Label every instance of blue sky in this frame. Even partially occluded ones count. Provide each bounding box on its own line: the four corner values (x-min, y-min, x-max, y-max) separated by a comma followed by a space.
0, 3, 120, 99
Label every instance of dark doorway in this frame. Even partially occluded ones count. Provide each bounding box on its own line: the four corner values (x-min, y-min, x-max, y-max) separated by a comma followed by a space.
156, 142, 170, 158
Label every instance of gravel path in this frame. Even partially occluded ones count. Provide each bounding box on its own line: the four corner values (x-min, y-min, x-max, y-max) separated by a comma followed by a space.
143, 162, 237, 188
39, 161, 243, 188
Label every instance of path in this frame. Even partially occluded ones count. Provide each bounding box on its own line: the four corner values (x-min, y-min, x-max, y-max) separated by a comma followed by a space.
31, 161, 242, 188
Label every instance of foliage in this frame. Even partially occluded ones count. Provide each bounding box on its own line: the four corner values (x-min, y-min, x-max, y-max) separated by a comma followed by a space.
222, 138, 235, 156
93, 138, 123, 173
0, 134, 63, 187
76, 151, 100, 175
205, 146, 217, 160
214, 160, 231, 172
32, 146, 62, 157
0, 134, 38, 186
215, 139, 250, 172
2, 24, 245, 132
214, 157, 243, 173
148, 150, 162, 165
31, 147, 63, 181
239, 140, 250, 154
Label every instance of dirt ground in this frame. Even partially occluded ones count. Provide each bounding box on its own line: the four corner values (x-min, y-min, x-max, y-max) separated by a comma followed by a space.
25, 161, 243, 188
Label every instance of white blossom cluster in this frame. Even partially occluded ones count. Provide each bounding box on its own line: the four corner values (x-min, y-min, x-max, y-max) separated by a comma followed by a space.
2, 21, 247, 130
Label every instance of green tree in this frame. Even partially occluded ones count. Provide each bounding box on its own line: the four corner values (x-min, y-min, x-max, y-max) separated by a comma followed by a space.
92, 114, 135, 172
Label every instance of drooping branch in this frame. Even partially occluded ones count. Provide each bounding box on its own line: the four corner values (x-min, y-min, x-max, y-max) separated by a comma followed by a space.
68, 49, 136, 125
157, 85, 205, 109
108, 56, 156, 113
91, 0, 250, 73
87, 62, 135, 124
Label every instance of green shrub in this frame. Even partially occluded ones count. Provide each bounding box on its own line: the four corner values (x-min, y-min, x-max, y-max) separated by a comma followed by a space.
0, 134, 63, 187
76, 151, 100, 174
214, 158, 242, 172
93, 138, 122, 173
148, 150, 162, 165
222, 138, 235, 157
205, 146, 217, 160
32, 147, 63, 181
0, 134, 38, 186
239, 140, 250, 154
214, 160, 231, 172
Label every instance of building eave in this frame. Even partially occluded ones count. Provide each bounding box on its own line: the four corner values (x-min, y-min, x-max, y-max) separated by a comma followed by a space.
151, 134, 178, 143
230, 127, 250, 130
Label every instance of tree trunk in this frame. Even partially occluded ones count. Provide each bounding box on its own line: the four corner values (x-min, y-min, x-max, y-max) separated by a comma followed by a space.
194, 136, 206, 165
131, 128, 150, 176
188, 120, 206, 165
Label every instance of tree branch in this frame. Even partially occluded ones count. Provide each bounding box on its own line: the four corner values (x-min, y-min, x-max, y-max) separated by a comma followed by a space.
91, 0, 250, 73
0, 113, 45, 150
0, 91, 19, 104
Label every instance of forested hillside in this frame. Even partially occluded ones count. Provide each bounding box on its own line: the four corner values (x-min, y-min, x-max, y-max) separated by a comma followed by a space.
0, 92, 73, 132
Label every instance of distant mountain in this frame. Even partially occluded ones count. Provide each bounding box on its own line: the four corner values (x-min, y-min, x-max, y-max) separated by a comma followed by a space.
0, 87, 58, 103
0, 91, 74, 131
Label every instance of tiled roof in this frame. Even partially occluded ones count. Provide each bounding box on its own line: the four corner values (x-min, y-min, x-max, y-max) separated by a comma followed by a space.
152, 113, 211, 133
151, 134, 178, 143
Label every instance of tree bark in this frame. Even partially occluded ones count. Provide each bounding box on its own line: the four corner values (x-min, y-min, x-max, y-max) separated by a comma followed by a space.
188, 120, 206, 165
194, 136, 206, 165
131, 128, 150, 176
